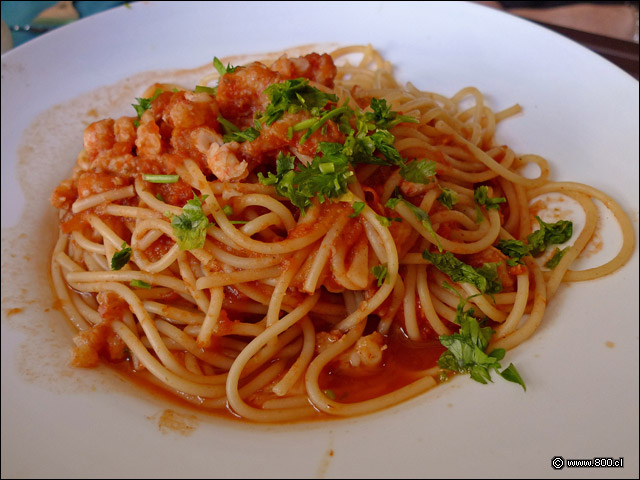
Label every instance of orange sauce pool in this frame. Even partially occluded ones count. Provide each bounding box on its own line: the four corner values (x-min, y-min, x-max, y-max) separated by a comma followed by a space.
98, 327, 445, 423
319, 331, 445, 404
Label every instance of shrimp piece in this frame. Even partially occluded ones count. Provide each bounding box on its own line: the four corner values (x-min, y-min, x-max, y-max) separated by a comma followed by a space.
316, 331, 386, 376
216, 62, 280, 126
83, 119, 115, 157
206, 141, 248, 182
348, 332, 385, 368
164, 91, 219, 130
271, 52, 337, 87
135, 113, 163, 157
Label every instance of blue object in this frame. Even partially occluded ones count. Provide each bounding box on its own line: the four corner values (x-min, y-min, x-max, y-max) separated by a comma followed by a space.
1, 1, 129, 48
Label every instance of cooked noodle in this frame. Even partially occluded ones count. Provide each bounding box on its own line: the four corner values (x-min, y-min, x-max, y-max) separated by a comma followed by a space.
49, 45, 635, 422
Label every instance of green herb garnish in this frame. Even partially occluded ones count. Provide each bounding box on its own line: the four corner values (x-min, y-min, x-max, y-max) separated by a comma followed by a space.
422, 251, 502, 295
142, 174, 179, 184
437, 186, 459, 210
213, 57, 237, 76
111, 242, 132, 271
259, 78, 338, 127
386, 195, 441, 251
349, 201, 366, 218
130, 279, 152, 289
132, 88, 162, 119
527, 216, 573, 257
437, 285, 525, 390
371, 264, 389, 286
544, 246, 569, 269
194, 85, 216, 94
258, 146, 354, 213
165, 194, 211, 250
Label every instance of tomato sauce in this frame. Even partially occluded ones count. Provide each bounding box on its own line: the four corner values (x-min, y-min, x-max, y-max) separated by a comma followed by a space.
319, 329, 445, 404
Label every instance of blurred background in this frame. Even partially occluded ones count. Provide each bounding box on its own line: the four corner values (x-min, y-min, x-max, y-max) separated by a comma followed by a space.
1, 1, 638, 77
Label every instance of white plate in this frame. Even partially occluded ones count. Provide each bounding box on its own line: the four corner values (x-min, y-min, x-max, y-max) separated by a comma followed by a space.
2, 1, 638, 478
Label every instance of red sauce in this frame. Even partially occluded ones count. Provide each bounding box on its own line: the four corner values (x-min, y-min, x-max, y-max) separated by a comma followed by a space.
319, 331, 445, 404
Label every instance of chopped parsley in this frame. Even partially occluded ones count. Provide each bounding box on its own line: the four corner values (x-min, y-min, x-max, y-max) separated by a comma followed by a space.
371, 264, 389, 286
544, 246, 569, 269
474, 186, 506, 210
222, 204, 248, 225
253, 86, 430, 213
194, 85, 216, 94
142, 174, 179, 184
132, 88, 162, 119
366, 97, 420, 130
222, 205, 233, 216
399, 159, 437, 184
111, 242, 132, 271
527, 216, 573, 257
217, 114, 261, 143
349, 201, 366, 218
437, 285, 526, 390
223, 127, 261, 143
297, 102, 352, 144
496, 239, 530, 266
437, 185, 458, 210
422, 251, 502, 295
130, 279, 152, 289
258, 148, 354, 213
258, 78, 338, 126
496, 217, 573, 266
165, 194, 211, 250
213, 57, 238, 76
474, 185, 506, 222
386, 195, 441, 251
375, 214, 402, 227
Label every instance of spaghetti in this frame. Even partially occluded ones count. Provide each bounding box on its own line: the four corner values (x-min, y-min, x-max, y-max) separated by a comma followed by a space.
49, 45, 635, 422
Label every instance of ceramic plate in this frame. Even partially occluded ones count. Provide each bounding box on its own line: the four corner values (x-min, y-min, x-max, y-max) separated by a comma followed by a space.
2, 2, 638, 478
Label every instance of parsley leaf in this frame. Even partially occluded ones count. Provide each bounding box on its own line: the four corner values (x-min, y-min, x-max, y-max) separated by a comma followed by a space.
544, 246, 569, 269
437, 291, 526, 390
217, 114, 261, 143
111, 242, 132, 271
297, 103, 352, 144
132, 88, 162, 119
441, 281, 481, 326
259, 78, 338, 126
349, 201, 365, 218
399, 159, 437, 184
375, 214, 401, 227
366, 98, 419, 130
527, 215, 573, 257
527, 216, 573, 257
223, 127, 260, 143
371, 264, 389, 286
474, 186, 506, 210
422, 251, 502, 295
165, 194, 211, 250
387, 195, 441, 251
222, 205, 233, 216
437, 185, 459, 210
213, 57, 237, 76
130, 279, 152, 289
258, 147, 354, 213
496, 239, 530, 266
